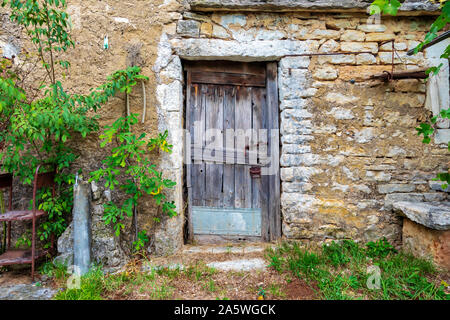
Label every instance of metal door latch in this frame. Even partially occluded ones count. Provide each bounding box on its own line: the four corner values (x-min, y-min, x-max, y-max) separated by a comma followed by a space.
250, 166, 261, 178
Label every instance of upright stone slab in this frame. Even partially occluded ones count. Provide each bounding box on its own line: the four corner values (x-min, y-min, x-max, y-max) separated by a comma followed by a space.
55, 182, 128, 272
394, 201, 450, 270
73, 181, 91, 276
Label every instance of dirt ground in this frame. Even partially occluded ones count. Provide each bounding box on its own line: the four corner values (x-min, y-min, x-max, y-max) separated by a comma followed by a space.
2, 240, 449, 300
0, 243, 319, 300
107, 243, 319, 300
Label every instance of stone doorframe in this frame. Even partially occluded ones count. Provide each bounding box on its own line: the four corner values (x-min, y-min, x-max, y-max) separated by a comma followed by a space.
152, 34, 319, 255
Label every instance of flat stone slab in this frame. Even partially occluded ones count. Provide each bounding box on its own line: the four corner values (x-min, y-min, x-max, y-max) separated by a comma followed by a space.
188, 0, 439, 12
0, 284, 57, 300
393, 201, 450, 231
141, 263, 185, 273
207, 258, 267, 272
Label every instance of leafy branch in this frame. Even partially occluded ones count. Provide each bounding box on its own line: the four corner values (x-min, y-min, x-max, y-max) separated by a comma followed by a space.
90, 113, 177, 252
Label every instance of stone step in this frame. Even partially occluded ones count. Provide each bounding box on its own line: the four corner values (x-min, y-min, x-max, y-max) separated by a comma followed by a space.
206, 258, 267, 272
183, 244, 269, 255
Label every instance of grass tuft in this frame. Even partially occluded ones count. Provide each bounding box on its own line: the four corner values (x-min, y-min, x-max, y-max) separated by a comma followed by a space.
266, 239, 449, 300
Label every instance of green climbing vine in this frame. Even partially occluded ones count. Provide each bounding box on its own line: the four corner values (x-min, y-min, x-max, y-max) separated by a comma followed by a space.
0, 1, 174, 251
90, 113, 177, 252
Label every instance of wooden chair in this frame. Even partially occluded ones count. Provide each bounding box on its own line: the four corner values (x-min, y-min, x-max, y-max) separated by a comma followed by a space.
0, 164, 56, 281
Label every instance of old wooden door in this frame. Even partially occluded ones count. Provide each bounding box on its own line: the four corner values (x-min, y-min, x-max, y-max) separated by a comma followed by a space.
185, 61, 280, 243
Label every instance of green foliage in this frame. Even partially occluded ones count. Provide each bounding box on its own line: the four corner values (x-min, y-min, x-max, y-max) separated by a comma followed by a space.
370, 0, 402, 16
39, 260, 68, 280
286, 243, 324, 278
54, 266, 105, 300
0, 1, 155, 249
35, 189, 71, 246
53, 264, 178, 300
133, 230, 150, 252
268, 239, 449, 300
15, 230, 32, 248
90, 113, 177, 250
0, 68, 147, 247
414, 1, 450, 57
267, 284, 286, 298
366, 237, 398, 259
267, 253, 284, 272
322, 241, 351, 266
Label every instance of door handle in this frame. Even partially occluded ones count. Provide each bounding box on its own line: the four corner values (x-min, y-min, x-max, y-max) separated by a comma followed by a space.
250, 166, 261, 178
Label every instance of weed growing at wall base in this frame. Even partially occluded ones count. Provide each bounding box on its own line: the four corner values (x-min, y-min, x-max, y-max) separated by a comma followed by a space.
266, 239, 449, 300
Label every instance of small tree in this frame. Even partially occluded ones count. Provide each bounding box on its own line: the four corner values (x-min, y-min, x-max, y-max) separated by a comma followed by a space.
0, 0, 176, 251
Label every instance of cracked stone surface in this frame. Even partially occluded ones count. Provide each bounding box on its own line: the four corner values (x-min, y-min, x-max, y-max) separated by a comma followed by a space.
0, 283, 57, 300
188, 0, 439, 12
393, 201, 450, 231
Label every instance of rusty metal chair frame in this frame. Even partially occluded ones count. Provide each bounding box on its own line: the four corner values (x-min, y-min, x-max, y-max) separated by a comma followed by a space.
0, 164, 56, 281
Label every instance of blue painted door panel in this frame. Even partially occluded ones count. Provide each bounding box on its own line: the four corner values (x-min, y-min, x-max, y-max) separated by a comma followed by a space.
192, 207, 262, 236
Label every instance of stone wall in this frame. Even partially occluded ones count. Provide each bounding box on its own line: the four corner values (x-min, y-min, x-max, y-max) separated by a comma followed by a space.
165, 10, 449, 247
1, 1, 449, 256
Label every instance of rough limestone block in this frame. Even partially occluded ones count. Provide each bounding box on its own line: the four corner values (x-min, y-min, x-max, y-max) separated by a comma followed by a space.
326, 19, 358, 30
318, 54, 356, 65
279, 56, 310, 69
313, 66, 338, 80
341, 30, 365, 42
319, 39, 340, 53
310, 29, 340, 40
170, 39, 319, 61
176, 20, 201, 37
379, 51, 424, 64
402, 218, 450, 270
378, 184, 416, 194
356, 53, 377, 65
365, 33, 395, 42
212, 25, 230, 39
379, 42, 407, 51
357, 24, 387, 33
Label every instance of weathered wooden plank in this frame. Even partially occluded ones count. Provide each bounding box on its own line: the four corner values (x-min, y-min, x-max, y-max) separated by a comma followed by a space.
251, 88, 262, 210
223, 86, 235, 208
266, 62, 281, 240
191, 146, 259, 163
234, 86, 252, 209
191, 84, 206, 206
184, 60, 266, 76
191, 71, 266, 87
251, 87, 270, 241
205, 86, 224, 207
185, 71, 194, 241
